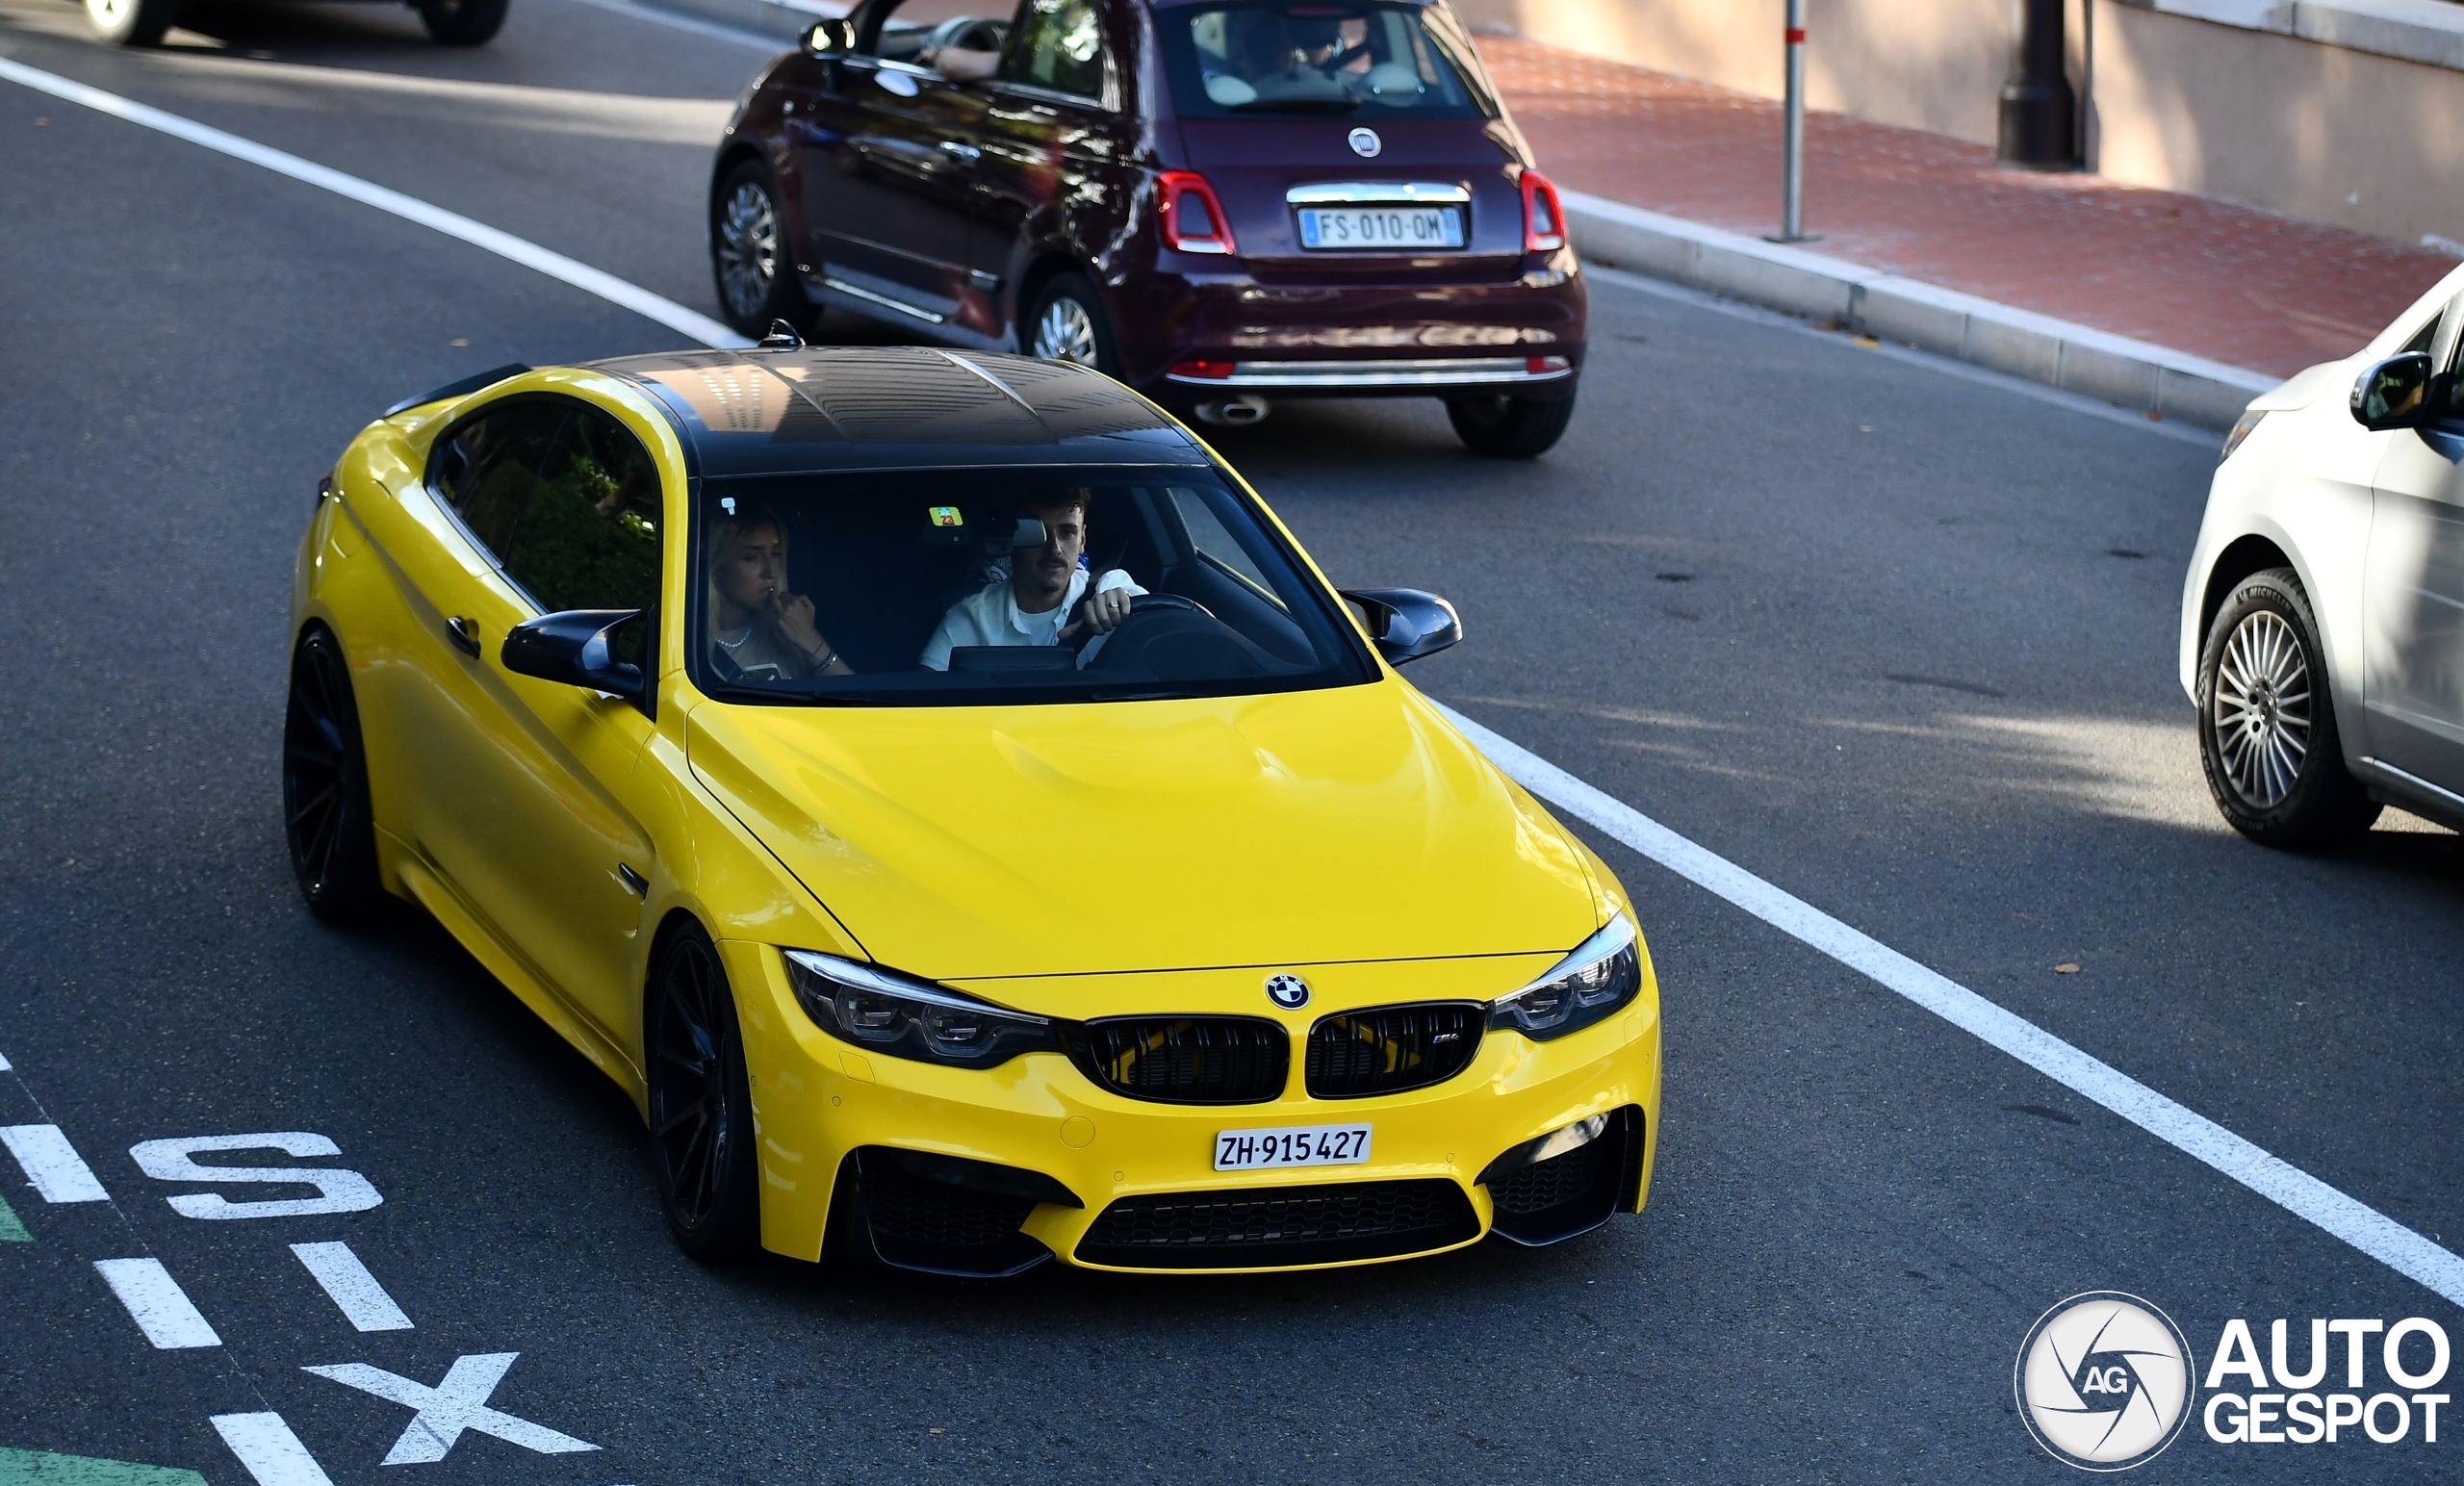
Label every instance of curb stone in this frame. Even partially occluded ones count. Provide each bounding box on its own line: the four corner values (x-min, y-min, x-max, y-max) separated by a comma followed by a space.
629, 0, 2280, 431
1563, 191, 2276, 430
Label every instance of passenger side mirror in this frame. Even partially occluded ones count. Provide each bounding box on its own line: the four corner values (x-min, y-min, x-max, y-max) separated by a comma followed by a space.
1342, 588, 1461, 666
2352, 351, 2434, 431
806, 19, 853, 55
501, 609, 645, 699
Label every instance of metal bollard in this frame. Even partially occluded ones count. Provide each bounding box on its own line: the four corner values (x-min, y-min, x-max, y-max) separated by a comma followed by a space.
1768, 0, 1817, 243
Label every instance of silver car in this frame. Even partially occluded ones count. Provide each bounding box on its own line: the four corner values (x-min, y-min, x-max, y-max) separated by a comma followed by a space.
2182, 262, 2464, 845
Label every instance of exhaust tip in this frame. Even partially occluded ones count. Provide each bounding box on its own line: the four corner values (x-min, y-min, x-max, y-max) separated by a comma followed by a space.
1194, 395, 1270, 427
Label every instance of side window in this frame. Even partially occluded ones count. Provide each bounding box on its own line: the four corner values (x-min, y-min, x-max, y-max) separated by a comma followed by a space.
498, 408, 662, 619
1168, 485, 1280, 606
1003, 0, 1106, 99
432, 402, 565, 557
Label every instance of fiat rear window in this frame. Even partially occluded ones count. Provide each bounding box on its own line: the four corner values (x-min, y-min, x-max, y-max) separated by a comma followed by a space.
1161, 1, 1498, 119
688, 466, 1375, 706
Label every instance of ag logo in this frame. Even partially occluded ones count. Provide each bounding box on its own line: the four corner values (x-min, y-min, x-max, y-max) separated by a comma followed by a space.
1264, 974, 1310, 1010
1347, 126, 1381, 158
2016, 1292, 2195, 1471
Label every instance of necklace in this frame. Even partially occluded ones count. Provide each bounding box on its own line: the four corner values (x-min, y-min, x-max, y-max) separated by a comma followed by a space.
716, 625, 754, 651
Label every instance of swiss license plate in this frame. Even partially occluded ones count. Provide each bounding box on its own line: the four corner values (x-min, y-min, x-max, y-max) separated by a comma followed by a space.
1214, 1123, 1373, 1171
1296, 206, 1463, 250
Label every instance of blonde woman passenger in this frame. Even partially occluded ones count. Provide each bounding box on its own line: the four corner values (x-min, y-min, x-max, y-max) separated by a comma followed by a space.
706, 509, 852, 681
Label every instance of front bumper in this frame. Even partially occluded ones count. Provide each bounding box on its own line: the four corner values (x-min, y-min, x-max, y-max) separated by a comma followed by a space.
727, 942, 1661, 1274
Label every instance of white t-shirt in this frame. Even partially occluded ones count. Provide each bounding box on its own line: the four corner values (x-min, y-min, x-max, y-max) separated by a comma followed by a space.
919, 567, 1146, 670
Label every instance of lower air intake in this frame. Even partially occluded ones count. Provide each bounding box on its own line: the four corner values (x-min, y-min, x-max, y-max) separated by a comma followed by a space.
852, 1150, 1055, 1277
1074, 1179, 1478, 1268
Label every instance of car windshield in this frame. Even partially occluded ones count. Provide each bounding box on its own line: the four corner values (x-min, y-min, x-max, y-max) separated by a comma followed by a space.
1161, 0, 1496, 118
690, 466, 1374, 706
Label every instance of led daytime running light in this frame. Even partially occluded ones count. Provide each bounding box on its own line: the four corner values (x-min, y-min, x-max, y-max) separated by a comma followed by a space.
784, 950, 1059, 1068
1488, 915, 1641, 1040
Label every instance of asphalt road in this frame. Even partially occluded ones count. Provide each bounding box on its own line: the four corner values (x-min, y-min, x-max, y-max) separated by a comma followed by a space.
2, 2, 2460, 1481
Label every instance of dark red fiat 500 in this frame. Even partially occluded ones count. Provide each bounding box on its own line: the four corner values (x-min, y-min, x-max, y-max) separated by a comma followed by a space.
706, 0, 1585, 455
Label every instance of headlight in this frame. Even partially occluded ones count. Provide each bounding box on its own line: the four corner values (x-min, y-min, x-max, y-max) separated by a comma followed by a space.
783, 950, 1059, 1068
2219, 406, 2267, 464
1488, 915, 1641, 1041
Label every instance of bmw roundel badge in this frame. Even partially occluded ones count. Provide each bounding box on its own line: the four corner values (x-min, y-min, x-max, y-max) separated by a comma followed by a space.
1347, 126, 1382, 159
1265, 974, 1311, 1010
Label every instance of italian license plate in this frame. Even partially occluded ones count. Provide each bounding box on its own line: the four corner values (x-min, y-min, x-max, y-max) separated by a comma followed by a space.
1214, 1123, 1373, 1171
1296, 206, 1463, 250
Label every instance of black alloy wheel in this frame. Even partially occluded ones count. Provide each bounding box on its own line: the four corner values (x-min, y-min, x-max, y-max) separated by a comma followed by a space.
2195, 567, 2380, 847
647, 925, 760, 1259
1024, 271, 1121, 378
710, 162, 813, 341
282, 627, 383, 924
84, 0, 180, 45
418, 0, 508, 45
1446, 392, 1577, 458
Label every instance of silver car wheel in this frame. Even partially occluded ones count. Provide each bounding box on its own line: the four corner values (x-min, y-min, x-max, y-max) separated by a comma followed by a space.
86, 0, 132, 26
2212, 608, 2311, 808
1032, 295, 1099, 365
716, 181, 780, 320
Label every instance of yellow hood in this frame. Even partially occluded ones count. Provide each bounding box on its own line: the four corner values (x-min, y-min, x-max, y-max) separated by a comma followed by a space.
684, 680, 1600, 981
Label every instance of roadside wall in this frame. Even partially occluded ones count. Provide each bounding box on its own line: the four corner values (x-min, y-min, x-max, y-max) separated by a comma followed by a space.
1450, 0, 2464, 247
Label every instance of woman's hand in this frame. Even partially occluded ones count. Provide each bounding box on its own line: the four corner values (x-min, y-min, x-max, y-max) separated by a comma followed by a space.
770, 591, 827, 658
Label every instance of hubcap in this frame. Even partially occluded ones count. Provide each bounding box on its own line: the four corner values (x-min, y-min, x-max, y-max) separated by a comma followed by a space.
715, 182, 779, 320
2213, 609, 2312, 808
282, 643, 349, 898
1032, 295, 1098, 365
88, 0, 129, 24
650, 940, 732, 1229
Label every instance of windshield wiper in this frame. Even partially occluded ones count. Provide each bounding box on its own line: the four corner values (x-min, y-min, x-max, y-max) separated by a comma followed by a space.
701, 682, 883, 706
1230, 97, 1359, 115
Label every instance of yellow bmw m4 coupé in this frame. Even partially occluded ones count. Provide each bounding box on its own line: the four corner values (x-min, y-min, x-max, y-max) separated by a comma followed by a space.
284, 342, 1659, 1274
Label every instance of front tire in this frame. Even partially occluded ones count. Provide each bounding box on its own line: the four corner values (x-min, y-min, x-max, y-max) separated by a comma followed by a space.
1447, 392, 1576, 457
283, 628, 384, 924
647, 925, 761, 1260
418, 0, 507, 45
85, 0, 179, 46
1023, 271, 1120, 378
709, 161, 812, 341
2196, 568, 2380, 847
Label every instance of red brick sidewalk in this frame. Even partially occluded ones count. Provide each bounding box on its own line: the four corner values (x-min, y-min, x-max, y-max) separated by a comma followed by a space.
1480, 38, 2456, 377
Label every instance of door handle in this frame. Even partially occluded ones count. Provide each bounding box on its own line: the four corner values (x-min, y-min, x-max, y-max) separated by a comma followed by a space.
937, 140, 981, 162
446, 616, 481, 658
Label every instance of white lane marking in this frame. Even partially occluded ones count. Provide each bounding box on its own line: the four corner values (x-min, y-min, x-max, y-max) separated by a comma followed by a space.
0, 56, 748, 352
132, 1132, 383, 1219
1, 1123, 110, 1203
555, 0, 808, 51
93, 1257, 222, 1348
1433, 700, 2464, 1308
291, 1242, 414, 1331
1583, 264, 2220, 449
305, 1353, 599, 1463
212, 1413, 338, 1486
0, 1047, 11, 1070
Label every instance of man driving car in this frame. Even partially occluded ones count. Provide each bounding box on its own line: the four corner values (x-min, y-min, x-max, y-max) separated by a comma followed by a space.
919, 492, 1145, 670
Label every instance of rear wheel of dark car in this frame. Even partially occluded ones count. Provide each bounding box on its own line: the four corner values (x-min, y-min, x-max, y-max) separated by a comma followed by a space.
417, 0, 506, 43
647, 923, 762, 1260
84, 0, 179, 45
1447, 393, 1576, 458
2196, 568, 2380, 848
283, 627, 384, 925
1024, 271, 1120, 378
710, 161, 811, 341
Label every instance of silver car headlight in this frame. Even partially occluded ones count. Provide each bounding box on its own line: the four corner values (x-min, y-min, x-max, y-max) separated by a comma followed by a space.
1488, 914, 1642, 1041
784, 950, 1059, 1068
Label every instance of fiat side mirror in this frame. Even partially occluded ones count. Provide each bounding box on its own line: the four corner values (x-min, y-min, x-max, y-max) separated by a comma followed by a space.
1342, 588, 1461, 666
2352, 351, 2434, 431
502, 609, 644, 699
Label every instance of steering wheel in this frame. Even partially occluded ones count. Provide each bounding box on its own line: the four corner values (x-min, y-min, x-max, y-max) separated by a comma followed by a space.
1076, 593, 1215, 660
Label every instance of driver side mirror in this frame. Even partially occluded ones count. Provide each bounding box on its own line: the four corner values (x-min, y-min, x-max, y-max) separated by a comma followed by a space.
2352, 351, 2434, 431
805, 18, 854, 55
1342, 588, 1461, 666
501, 609, 645, 700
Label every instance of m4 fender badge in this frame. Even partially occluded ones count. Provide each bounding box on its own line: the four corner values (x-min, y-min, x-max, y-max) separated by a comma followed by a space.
1265, 974, 1311, 1010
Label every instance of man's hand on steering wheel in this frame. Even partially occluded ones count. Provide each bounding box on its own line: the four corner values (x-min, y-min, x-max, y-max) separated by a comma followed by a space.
1059, 585, 1136, 645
